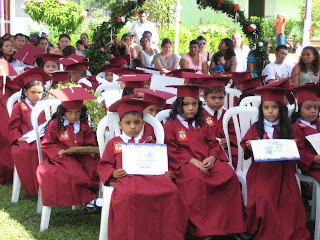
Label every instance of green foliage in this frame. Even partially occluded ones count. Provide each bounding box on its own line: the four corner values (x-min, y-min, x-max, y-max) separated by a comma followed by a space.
298, 0, 320, 39
53, 83, 105, 131
24, 0, 85, 35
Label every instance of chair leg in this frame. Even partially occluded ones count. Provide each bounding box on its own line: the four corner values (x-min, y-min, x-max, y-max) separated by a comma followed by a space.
37, 188, 43, 214
11, 166, 21, 203
314, 182, 320, 240
311, 183, 316, 221
40, 206, 52, 232
99, 187, 113, 240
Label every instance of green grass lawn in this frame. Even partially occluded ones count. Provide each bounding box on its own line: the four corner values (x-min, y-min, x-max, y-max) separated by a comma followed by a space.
0, 184, 315, 240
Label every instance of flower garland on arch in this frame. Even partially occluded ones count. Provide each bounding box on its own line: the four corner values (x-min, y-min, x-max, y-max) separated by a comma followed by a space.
197, 0, 269, 75
86, 0, 145, 74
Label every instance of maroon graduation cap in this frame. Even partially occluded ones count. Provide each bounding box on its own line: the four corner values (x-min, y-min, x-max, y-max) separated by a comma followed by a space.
13, 44, 43, 65
11, 67, 51, 88
134, 88, 176, 107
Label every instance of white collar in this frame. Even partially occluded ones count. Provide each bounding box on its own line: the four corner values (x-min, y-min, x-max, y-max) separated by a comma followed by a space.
263, 118, 278, 139
63, 117, 80, 133
203, 105, 223, 120
264, 118, 279, 127
120, 125, 145, 143
78, 77, 92, 87
25, 98, 34, 109
176, 114, 196, 129
299, 118, 317, 130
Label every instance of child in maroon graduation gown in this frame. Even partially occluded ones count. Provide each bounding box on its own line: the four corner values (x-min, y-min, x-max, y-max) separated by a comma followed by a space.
9, 67, 51, 194
240, 85, 310, 240
36, 87, 101, 207
98, 97, 188, 240
291, 83, 320, 182
163, 84, 246, 239
0, 60, 19, 184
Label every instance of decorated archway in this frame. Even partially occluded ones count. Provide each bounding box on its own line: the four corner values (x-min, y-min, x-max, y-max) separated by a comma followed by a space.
87, 0, 269, 75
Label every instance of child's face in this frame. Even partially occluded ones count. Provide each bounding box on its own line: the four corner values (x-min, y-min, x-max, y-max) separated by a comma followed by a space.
204, 91, 225, 111
106, 72, 113, 82
219, 56, 225, 66
144, 105, 163, 117
119, 113, 144, 138
43, 61, 59, 74
180, 97, 199, 119
262, 101, 279, 122
24, 84, 44, 105
300, 101, 319, 123
58, 80, 70, 87
64, 109, 81, 123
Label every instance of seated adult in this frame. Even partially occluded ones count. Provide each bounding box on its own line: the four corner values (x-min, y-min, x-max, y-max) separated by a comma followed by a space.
197, 36, 212, 63
121, 34, 137, 60
138, 36, 158, 68
109, 37, 131, 60
262, 45, 292, 84
291, 46, 319, 85
0, 39, 21, 68
180, 39, 208, 74
153, 38, 179, 75
80, 33, 91, 49
51, 34, 71, 55
209, 38, 237, 75
232, 32, 250, 72
142, 30, 159, 52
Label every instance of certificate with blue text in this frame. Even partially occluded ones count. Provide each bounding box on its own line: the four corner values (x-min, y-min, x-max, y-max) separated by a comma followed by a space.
122, 143, 168, 175
251, 139, 300, 162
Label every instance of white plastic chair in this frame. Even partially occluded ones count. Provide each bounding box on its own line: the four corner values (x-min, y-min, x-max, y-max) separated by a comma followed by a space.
223, 106, 259, 206
95, 76, 108, 85
98, 112, 164, 240
155, 109, 171, 123
95, 82, 121, 94
224, 87, 242, 109
7, 91, 22, 203
96, 72, 106, 79
239, 96, 261, 108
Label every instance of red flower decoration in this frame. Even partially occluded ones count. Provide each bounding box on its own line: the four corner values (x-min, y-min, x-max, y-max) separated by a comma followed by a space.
80, 124, 87, 135
117, 17, 122, 23
228, 14, 232, 18
234, 4, 240, 10
219, 0, 224, 3
315, 73, 318, 76
100, 47, 105, 53
217, 3, 221, 7
179, 20, 182, 24
133, 11, 138, 17
310, 26, 315, 32
247, 26, 254, 32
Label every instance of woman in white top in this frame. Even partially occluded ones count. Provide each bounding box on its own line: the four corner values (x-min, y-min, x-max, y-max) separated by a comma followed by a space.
232, 32, 250, 72
153, 38, 179, 75
138, 36, 158, 68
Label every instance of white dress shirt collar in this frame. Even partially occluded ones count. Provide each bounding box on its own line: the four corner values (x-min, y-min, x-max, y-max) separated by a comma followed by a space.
78, 77, 92, 87
62, 117, 80, 134
263, 118, 279, 139
299, 118, 317, 130
176, 114, 196, 129
203, 104, 223, 120
120, 125, 145, 143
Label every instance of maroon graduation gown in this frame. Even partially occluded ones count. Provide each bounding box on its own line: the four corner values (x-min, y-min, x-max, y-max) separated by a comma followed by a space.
37, 118, 99, 206
203, 108, 238, 168
98, 136, 188, 240
240, 123, 310, 240
0, 85, 19, 184
9, 101, 46, 194
163, 117, 246, 237
79, 76, 99, 92
292, 121, 320, 182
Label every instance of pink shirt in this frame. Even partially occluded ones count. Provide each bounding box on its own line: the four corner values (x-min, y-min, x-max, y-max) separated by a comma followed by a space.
181, 53, 206, 73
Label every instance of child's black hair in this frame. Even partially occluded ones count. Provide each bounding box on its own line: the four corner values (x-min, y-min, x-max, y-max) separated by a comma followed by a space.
204, 86, 226, 97
46, 105, 88, 132
21, 80, 44, 101
237, 88, 255, 105
120, 111, 143, 121
256, 101, 292, 139
213, 52, 224, 65
122, 87, 134, 97
168, 97, 204, 126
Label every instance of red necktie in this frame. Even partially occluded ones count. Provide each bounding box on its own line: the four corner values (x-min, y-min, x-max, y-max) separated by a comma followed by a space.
188, 119, 194, 129
128, 137, 135, 143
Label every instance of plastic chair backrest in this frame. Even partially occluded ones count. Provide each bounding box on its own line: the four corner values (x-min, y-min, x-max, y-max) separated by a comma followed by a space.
7, 92, 22, 117
96, 76, 108, 85
31, 99, 61, 165
96, 82, 121, 93
155, 109, 171, 124
223, 106, 258, 172
86, 70, 92, 76
239, 96, 261, 108
96, 72, 106, 80
224, 87, 242, 109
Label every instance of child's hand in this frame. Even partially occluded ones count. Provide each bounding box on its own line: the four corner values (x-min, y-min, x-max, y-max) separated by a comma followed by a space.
202, 156, 216, 170
189, 158, 209, 175
58, 149, 66, 158
246, 140, 252, 151
219, 138, 227, 148
164, 171, 173, 179
112, 169, 127, 178
17, 136, 28, 143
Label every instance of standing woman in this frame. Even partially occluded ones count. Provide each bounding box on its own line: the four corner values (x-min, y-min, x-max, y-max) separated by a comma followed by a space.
209, 38, 237, 75
153, 38, 179, 75
138, 36, 158, 68
51, 34, 71, 55
0, 39, 21, 68
291, 46, 320, 85
232, 32, 250, 72
80, 33, 91, 49
180, 40, 208, 74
